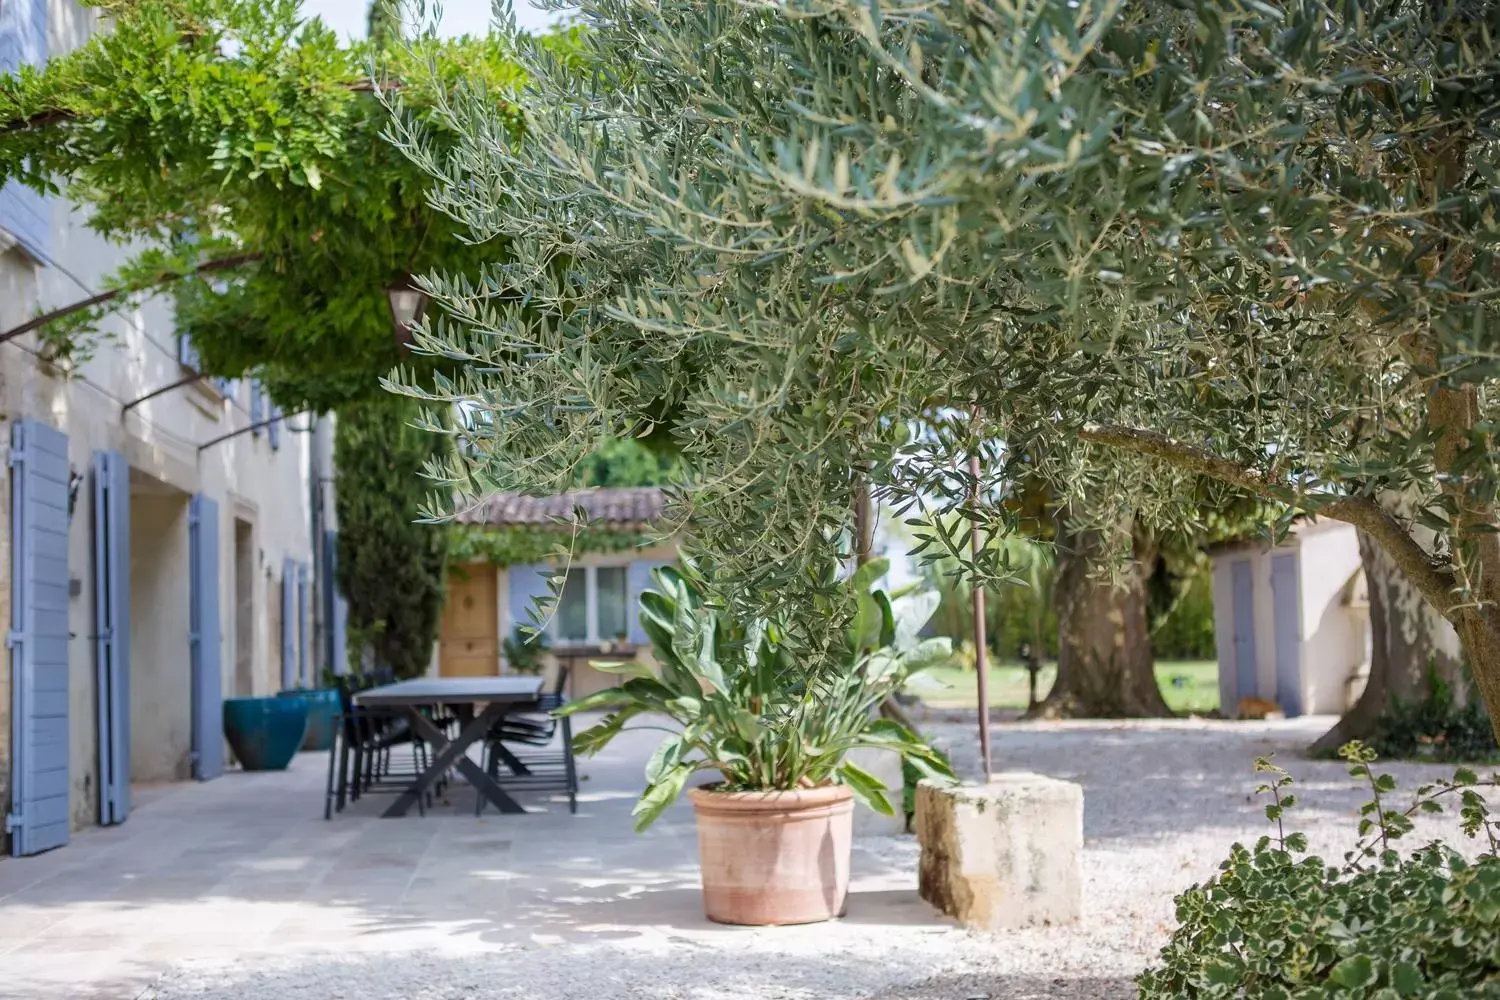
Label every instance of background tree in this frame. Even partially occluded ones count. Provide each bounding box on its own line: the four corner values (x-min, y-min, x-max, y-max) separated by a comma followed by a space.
335, 397, 449, 677
388, 0, 1500, 739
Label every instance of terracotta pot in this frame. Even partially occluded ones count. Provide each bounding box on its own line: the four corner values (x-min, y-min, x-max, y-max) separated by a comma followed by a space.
687, 783, 854, 926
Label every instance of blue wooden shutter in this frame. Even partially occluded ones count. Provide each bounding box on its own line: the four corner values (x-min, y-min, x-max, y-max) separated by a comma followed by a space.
296, 562, 309, 686
1230, 560, 1259, 702
507, 564, 552, 641
323, 530, 348, 675
281, 557, 295, 689
268, 407, 282, 450
188, 494, 224, 781
249, 381, 264, 433
8, 419, 71, 855
177, 332, 200, 369
1270, 554, 1303, 716
0, 0, 50, 262
91, 450, 131, 824
626, 560, 670, 645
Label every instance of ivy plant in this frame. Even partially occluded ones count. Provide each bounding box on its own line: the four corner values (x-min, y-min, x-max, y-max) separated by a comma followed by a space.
1139, 743, 1500, 999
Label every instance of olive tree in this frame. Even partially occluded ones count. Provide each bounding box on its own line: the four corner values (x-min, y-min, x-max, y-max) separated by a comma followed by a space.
389, 0, 1500, 733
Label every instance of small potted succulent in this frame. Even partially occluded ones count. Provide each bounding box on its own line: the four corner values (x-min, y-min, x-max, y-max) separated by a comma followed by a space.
558, 557, 954, 926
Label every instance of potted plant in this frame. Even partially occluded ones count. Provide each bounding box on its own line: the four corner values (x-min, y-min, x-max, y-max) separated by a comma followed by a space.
276, 686, 341, 751
558, 557, 954, 926
223, 695, 311, 771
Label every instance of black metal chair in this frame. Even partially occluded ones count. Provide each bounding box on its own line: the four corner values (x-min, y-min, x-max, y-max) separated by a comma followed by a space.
324, 674, 439, 819
475, 666, 578, 816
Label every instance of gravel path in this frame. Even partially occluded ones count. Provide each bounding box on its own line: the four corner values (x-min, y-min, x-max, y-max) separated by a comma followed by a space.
84, 717, 1500, 999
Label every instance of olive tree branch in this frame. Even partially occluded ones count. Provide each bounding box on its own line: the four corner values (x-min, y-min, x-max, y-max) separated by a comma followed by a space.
1077, 422, 1461, 621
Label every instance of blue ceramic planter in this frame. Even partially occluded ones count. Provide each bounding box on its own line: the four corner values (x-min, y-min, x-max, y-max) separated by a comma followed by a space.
223, 696, 310, 771
278, 688, 340, 751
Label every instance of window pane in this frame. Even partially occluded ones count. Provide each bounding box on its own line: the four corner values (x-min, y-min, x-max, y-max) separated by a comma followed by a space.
556, 569, 589, 641
596, 567, 629, 642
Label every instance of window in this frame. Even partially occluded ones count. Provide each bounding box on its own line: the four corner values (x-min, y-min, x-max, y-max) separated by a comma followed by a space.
596, 567, 628, 641
553, 565, 632, 646
556, 569, 588, 642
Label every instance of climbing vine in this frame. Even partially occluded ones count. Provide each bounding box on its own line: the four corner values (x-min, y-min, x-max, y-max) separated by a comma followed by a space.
0, 0, 579, 410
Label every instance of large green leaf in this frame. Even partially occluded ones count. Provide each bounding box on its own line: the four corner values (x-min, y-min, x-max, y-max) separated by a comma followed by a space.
631, 763, 694, 832
570, 705, 641, 757
838, 759, 894, 816
644, 735, 686, 784
620, 676, 679, 711
588, 658, 656, 680
555, 687, 635, 716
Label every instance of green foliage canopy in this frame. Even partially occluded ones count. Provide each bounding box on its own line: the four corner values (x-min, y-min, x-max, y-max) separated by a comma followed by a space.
389, 0, 1500, 729
0, 0, 528, 410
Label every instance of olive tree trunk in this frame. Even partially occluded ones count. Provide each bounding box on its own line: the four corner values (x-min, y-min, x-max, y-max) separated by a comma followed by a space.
1033, 513, 1169, 718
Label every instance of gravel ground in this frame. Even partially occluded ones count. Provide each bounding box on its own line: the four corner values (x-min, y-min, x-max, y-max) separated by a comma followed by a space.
137, 715, 1490, 1000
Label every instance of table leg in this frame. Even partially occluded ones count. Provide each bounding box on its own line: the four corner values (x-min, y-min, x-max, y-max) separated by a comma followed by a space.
490, 737, 533, 777
381, 705, 526, 817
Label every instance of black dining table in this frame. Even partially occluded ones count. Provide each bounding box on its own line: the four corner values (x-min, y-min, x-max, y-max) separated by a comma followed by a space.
354, 676, 544, 818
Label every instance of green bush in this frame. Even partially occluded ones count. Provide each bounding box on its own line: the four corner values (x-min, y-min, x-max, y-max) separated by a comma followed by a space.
1370, 667, 1498, 764
1138, 743, 1500, 1000
335, 397, 448, 679
1150, 560, 1217, 661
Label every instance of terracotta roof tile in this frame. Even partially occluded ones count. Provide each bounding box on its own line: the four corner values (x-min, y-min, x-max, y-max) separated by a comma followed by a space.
457, 486, 667, 530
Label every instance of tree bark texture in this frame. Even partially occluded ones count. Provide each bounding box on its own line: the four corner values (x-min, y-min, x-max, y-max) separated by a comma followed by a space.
1033, 513, 1169, 718
1310, 529, 1463, 754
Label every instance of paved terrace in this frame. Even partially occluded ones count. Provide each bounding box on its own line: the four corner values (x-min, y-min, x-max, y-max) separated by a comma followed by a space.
0, 715, 1477, 1000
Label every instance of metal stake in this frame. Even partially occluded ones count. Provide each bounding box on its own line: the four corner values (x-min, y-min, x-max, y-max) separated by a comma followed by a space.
969, 450, 991, 782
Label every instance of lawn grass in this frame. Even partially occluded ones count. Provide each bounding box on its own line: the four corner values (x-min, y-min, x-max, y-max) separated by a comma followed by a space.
907, 659, 1221, 715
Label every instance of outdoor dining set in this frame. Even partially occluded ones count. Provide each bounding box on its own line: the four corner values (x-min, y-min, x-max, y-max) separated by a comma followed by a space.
322, 669, 579, 819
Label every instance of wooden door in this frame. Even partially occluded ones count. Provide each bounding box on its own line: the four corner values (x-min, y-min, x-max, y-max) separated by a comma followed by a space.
441, 564, 499, 677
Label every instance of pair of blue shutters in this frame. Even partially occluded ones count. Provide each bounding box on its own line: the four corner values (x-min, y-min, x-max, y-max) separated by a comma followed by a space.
506, 561, 667, 646
1228, 556, 1304, 717
9, 420, 227, 857
100, 466, 223, 788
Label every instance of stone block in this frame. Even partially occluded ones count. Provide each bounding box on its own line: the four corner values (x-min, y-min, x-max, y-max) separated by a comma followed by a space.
846, 747, 908, 837
915, 772, 1083, 930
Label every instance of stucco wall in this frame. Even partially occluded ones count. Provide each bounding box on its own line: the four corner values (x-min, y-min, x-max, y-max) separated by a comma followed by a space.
1296, 524, 1364, 715
128, 487, 192, 784
1210, 525, 1366, 717
0, 0, 317, 847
